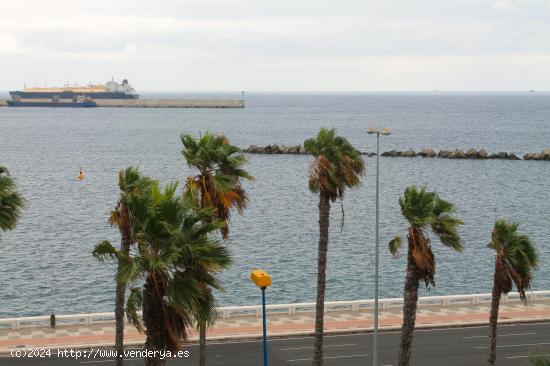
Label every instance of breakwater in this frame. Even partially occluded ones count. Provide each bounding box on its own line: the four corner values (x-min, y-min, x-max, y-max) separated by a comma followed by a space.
95, 99, 244, 108
0, 98, 245, 108
244, 145, 550, 161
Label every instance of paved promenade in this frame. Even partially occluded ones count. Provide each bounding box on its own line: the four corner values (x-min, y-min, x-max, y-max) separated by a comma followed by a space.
1, 300, 549, 354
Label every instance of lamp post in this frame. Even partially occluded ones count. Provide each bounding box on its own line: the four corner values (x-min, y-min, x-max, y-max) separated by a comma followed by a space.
250, 269, 272, 366
367, 127, 391, 366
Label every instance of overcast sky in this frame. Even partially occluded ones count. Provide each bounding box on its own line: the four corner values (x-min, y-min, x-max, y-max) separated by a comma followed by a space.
1, 0, 550, 91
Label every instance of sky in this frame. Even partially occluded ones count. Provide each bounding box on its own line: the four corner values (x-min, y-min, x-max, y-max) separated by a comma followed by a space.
1, 0, 550, 91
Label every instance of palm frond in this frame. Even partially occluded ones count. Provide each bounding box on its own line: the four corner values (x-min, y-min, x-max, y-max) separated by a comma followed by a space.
92, 240, 119, 262
490, 219, 538, 302
126, 288, 144, 332
389, 235, 403, 256
399, 186, 437, 228
116, 254, 145, 284
0, 167, 25, 232
304, 128, 365, 201
431, 212, 463, 252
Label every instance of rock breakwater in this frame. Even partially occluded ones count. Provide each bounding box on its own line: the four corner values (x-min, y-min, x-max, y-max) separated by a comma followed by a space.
523, 148, 550, 161
243, 145, 550, 161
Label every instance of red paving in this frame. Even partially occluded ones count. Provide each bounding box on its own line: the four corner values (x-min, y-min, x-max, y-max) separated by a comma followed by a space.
1, 304, 549, 351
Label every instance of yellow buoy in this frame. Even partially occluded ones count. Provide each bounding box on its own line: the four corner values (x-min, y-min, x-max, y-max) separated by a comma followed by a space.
78, 169, 85, 180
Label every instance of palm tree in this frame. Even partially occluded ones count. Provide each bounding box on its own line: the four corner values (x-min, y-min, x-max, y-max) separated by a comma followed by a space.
95, 167, 151, 366
181, 132, 253, 366
487, 219, 538, 366
0, 166, 25, 233
94, 180, 231, 366
181, 132, 253, 238
388, 186, 463, 366
304, 128, 365, 366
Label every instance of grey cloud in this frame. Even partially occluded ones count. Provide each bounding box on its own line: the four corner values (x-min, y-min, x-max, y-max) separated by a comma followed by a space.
2, 0, 550, 90
14, 14, 550, 58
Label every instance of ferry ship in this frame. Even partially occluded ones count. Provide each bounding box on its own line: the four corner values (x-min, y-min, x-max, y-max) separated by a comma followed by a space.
9, 79, 139, 100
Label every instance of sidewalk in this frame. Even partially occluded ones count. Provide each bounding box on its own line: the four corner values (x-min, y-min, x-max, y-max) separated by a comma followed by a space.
1, 301, 549, 353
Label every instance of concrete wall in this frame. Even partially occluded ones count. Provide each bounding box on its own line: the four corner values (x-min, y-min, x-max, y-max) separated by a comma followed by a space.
96, 99, 244, 108
0, 98, 245, 108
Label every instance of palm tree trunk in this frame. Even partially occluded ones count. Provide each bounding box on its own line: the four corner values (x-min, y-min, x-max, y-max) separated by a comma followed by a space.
488, 267, 502, 365
199, 187, 209, 366
199, 321, 207, 366
398, 248, 420, 366
114, 277, 126, 365
312, 192, 331, 366
114, 230, 131, 366
143, 276, 166, 366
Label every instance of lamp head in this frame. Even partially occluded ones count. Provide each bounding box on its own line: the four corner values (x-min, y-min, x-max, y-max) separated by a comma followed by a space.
251, 269, 272, 288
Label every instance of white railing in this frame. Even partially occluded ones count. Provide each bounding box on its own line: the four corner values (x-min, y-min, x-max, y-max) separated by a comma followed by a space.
1, 291, 549, 330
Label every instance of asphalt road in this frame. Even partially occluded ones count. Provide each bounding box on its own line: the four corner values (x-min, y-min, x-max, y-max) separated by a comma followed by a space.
1, 322, 549, 365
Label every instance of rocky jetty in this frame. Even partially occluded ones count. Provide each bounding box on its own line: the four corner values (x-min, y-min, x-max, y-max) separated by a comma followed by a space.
243, 145, 549, 162
417, 148, 437, 157
244, 144, 378, 156
384, 148, 521, 160
523, 148, 550, 161
244, 144, 306, 154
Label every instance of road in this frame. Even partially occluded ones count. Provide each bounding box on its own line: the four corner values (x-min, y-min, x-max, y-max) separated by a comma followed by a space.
1, 322, 549, 365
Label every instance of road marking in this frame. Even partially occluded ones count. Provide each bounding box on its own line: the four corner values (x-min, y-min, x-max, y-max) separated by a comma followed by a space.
475, 342, 550, 349
177, 322, 550, 346
507, 353, 549, 359
280, 343, 356, 351
288, 353, 369, 362
463, 332, 536, 339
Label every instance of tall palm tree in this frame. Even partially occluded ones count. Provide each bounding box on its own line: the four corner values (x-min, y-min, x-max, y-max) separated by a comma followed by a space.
487, 219, 538, 366
304, 128, 365, 366
0, 166, 25, 233
181, 132, 253, 366
388, 186, 463, 366
95, 167, 151, 366
94, 180, 231, 366
181, 132, 253, 238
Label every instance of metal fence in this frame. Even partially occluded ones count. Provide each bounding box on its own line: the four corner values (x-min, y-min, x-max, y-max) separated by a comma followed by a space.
1, 291, 549, 330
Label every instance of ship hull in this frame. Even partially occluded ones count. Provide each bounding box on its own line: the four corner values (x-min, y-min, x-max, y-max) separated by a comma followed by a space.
9, 91, 139, 99
7, 101, 97, 108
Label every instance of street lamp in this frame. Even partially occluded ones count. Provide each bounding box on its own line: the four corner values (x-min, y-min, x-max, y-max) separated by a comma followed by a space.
250, 269, 272, 366
367, 127, 391, 366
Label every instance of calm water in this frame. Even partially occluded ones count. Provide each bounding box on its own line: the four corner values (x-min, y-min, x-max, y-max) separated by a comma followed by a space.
0, 92, 549, 318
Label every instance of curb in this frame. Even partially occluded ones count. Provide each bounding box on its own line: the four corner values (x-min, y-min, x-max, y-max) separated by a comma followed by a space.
1, 316, 549, 355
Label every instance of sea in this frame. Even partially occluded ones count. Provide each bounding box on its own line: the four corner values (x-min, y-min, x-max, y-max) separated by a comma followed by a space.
0, 91, 549, 318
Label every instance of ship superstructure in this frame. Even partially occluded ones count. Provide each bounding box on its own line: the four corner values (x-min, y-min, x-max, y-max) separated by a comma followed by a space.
9, 79, 139, 100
